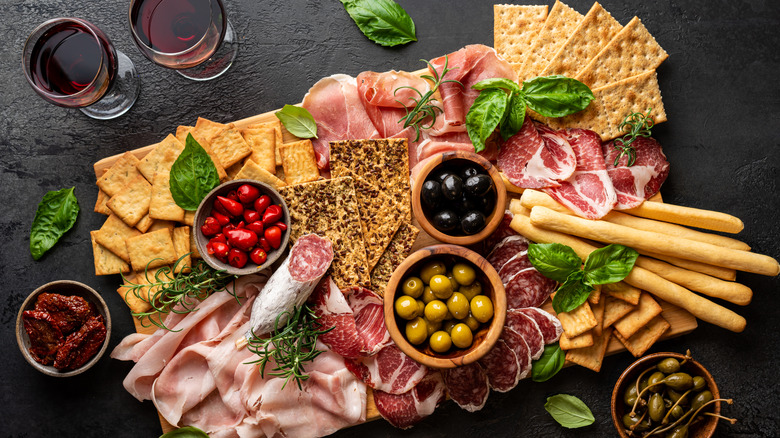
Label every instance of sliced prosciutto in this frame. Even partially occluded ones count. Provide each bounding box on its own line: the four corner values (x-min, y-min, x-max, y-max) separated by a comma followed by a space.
345, 286, 391, 355
498, 117, 576, 189
344, 344, 427, 395
310, 277, 365, 359
515, 307, 563, 344
302, 74, 379, 169
544, 127, 618, 219
442, 362, 490, 412
505, 310, 545, 360
603, 137, 670, 209
373, 371, 446, 429
356, 70, 428, 139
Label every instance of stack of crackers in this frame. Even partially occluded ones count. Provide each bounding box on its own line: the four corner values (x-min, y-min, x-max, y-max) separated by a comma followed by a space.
494, 1, 669, 140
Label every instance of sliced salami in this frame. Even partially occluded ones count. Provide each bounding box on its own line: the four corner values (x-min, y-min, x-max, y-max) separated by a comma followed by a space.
442, 362, 489, 412
373, 371, 446, 429
505, 309, 545, 360
497, 251, 533, 284
478, 339, 520, 392
288, 234, 334, 282
500, 328, 532, 381
344, 344, 428, 395
486, 235, 529, 272
310, 278, 364, 359
505, 268, 557, 309
344, 286, 391, 355
482, 211, 516, 251
516, 307, 563, 344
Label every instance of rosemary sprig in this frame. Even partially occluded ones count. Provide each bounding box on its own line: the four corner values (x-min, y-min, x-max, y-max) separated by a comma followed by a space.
120, 255, 238, 331
395, 55, 461, 142
245, 305, 334, 391
613, 108, 655, 167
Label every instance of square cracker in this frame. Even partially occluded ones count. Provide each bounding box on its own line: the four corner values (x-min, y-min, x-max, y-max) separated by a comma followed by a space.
172, 227, 191, 274
493, 4, 548, 63
116, 274, 152, 314
189, 226, 201, 259
176, 125, 228, 181
207, 123, 253, 169
97, 152, 144, 196
126, 228, 178, 272
234, 159, 287, 190
94, 214, 141, 262
575, 16, 668, 89
514, 0, 584, 80
183, 210, 196, 226
370, 223, 420, 296
136, 134, 185, 182
560, 330, 594, 350
555, 298, 598, 338
591, 295, 606, 337
613, 292, 663, 339
149, 171, 185, 222
149, 220, 176, 232
588, 284, 601, 305
91, 231, 130, 276
94, 189, 112, 215
280, 140, 320, 185
135, 213, 154, 233
279, 176, 369, 289
106, 175, 152, 227
603, 281, 641, 305
603, 295, 636, 328
566, 327, 613, 372
614, 315, 670, 357
348, 171, 404, 270
242, 121, 282, 171
540, 2, 623, 78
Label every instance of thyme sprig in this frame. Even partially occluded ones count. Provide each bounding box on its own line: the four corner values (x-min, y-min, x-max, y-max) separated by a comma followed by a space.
120, 255, 238, 331
613, 108, 655, 167
395, 55, 461, 142
245, 305, 334, 390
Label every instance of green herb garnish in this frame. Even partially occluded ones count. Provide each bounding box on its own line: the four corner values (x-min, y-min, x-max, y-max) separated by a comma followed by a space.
169, 134, 221, 211
275, 104, 318, 139
545, 394, 595, 429
245, 305, 334, 390
159, 426, 209, 438
613, 108, 655, 166
29, 186, 79, 260
531, 343, 565, 382
339, 0, 417, 47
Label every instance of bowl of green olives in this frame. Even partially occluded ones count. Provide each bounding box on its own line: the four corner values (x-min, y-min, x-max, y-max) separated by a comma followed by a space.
383, 244, 506, 369
412, 151, 507, 246
611, 351, 732, 438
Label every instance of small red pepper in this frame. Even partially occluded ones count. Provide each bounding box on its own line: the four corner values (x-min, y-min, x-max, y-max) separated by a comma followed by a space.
208, 241, 230, 261
217, 195, 244, 217
237, 184, 261, 204
225, 228, 258, 252
264, 226, 282, 250
226, 190, 239, 202
209, 234, 227, 246
200, 217, 221, 236
257, 237, 271, 252
243, 209, 260, 223
270, 221, 288, 232
250, 248, 268, 265
222, 223, 237, 234
228, 248, 248, 268
253, 195, 271, 214
262, 205, 283, 225
212, 199, 229, 217
246, 221, 264, 234
212, 211, 231, 226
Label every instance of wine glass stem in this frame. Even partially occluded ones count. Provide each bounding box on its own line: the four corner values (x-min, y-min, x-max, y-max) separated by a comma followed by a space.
79, 50, 140, 120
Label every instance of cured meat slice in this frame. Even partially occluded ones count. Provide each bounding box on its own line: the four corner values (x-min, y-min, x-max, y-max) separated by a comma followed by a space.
486, 235, 530, 272
442, 362, 490, 412
302, 74, 380, 169
505, 309, 545, 360
344, 344, 427, 395
515, 307, 563, 344
497, 251, 534, 284
603, 137, 670, 210
499, 328, 532, 381
356, 70, 429, 139
373, 371, 446, 429
505, 268, 557, 309
498, 117, 576, 189
482, 211, 516, 252
310, 278, 365, 359
478, 339, 520, 392
345, 286, 391, 355
544, 127, 618, 219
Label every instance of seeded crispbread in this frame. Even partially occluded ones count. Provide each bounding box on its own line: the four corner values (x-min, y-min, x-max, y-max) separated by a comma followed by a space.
575, 16, 668, 89
329, 138, 411, 221
97, 152, 144, 197
136, 134, 184, 182
614, 314, 670, 357
493, 4, 548, 63
540, 2, 623, 78
279, 176, 369, 289
513, 1, 584, 80
369, 223, 420, 296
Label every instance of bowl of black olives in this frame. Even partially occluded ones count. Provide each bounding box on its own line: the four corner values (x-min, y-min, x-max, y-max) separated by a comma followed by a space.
412, 151, 507, 245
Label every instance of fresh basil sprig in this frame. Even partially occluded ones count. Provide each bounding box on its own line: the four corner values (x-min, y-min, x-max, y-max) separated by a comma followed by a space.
159, 426, 209, 438
169, 134, 221, 211
29, 187, 79, 260
275, 105, 318, 139
528, 243, 638, 314
465, 75, 594, 152
545, 394, 595, 429
532, 343, 565, 382
339, 0, 416, 47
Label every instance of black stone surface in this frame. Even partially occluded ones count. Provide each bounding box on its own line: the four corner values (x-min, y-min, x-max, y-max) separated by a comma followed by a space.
1, 1, 778, 437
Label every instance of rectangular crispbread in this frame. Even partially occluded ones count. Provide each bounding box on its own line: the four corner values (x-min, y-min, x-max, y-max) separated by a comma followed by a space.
556, 300, 598, 338
613, 292, 663, 339
348, 171, 404, 271
149, 171, 185, 222
280, 140, 320, 185
126, 228, 178, 272
513, 1, 583, 80
242, 121, 283, 167
603, 295, 636, 328
493, 4, 549, 63
207, 123, 253, 169
370, 223, 420, 296
559, 330, 594, 350
94, 214, 141, 262
603, 281, 642, 305
106, 175, 153, 227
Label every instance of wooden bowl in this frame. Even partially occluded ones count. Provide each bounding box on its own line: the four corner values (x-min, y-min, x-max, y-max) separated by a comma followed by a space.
611, 352, 721, 438
194, 179, 290, 275
384, 244, 506, 369
412, 151, 507, 246
16, 280, 111, 377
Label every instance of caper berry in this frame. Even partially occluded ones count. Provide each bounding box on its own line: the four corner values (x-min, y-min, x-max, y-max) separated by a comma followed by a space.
622, 413, 641, 429
670, 405, 685, 420
624, 384, 639, 406
666, 425, 689, 438
692, 376, 706, 392
667, 388, 688, 406
648, 371, 666, 392
648, 393, 666, 422
690, 390, 713, 413
664, 373, 694, 391
657, 357, 681, 374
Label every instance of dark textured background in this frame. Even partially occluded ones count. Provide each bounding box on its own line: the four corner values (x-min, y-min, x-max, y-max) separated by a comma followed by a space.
1, 0, 778, 437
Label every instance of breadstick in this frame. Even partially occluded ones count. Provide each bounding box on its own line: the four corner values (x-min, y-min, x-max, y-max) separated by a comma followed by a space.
622, 200, 744, 233
510, 214, 747, 332
529, 206, 779, 277
640, 251, 737, 281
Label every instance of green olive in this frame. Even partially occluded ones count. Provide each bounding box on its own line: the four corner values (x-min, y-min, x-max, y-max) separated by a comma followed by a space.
395, 295, 419, 320
442, 320, 458, 334
451, 323, 474, 349
420, 260, 446, 284
692, 376, 706, 392
452, 263, 476, 286
648, 393, 666, 422
463, 314, 480, 332
648, 371, 666, 392
665, 425, 689, 438
670, 405, 685, 420
430, 274, 454, 299
446, 274, 460, 290
664, 373, 694, 391
657, 357, 681, 374
405, 317, 428, 345
422, 286, 437, 304
624, 384, 639, 407
429, 330, 452, 353
402, 276, 424, 298
425, 319, 442, 337
459, 281, 482, 301
424, 300, 448, 323
447, 292, 470, 319
470, 295, 494, 323
690, 390, 713, 413
416, 300, 425, 318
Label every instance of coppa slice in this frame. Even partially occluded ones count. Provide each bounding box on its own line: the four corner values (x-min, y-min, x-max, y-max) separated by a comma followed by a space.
373, 371, 446, 429
442, 362, 490, 412
344, 344, 427, 395
603, 136, 670, 210
310, 277, 365, 359
345, 286, 391, 355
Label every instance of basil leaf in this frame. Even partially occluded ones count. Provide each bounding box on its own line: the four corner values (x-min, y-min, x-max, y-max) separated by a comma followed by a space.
527, 243, 582, 283
159, 426, 209, 438
545, 394, 595, 429
499, 92, 527, 140
532, 343, 565, 382
551, 271, 593, 314
339, 0, 416, 47
466, 88, 508, 153
275, 105, 318, 139
583, 244, 639, 286
521, 75, 594, 118
29, 187, 79, 260
169, 134, 221, 211
472, 77, 521, 93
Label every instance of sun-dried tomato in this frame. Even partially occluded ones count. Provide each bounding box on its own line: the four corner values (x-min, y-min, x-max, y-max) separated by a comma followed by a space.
22, 310, 64, 365
53, 314, 107, 370
34, 293, 92, 334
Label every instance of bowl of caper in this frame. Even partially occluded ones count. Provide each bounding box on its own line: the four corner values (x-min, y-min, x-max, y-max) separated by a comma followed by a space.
611, 351, 736, 438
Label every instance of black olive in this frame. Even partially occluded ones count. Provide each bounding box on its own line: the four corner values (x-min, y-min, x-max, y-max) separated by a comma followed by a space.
453, 194, 480, 214
432, 210, 459, 232
476, 191, 495, 214
431, 169, 453, 185
441, 175, 463, 201
421, 180, 443, 209
460, 165, 481, 179
461, 211, 486, 234
464, 174, 493, 197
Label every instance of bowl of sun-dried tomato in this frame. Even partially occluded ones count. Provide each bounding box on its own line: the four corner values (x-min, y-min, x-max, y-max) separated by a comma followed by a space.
16, 280, 111, 377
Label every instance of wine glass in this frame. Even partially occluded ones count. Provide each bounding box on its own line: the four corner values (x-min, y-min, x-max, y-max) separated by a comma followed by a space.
128, 0, 239, 81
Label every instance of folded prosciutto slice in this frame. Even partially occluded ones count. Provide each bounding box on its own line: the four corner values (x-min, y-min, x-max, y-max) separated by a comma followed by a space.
602, 137, 670, 209
356, 70, 429, 139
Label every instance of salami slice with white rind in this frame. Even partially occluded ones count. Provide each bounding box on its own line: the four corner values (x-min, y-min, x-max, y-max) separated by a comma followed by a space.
505, 309, 545, 360
482, 211, 515, 251
500, 328, 532, 381
497, 251, 534, 284
486, 235, 529, 273
515, 307, 563, 344
442, 362, 490, 412
478, 339, 520, 392
505, 268, 557, 309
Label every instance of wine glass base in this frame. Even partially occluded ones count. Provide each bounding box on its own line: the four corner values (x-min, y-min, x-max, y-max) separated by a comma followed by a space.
80, 50, 140, 120
177, 20, 239, 81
